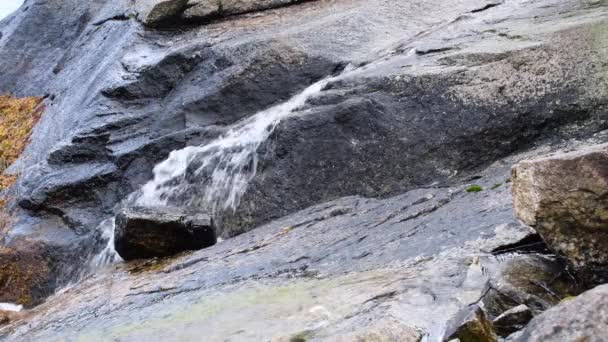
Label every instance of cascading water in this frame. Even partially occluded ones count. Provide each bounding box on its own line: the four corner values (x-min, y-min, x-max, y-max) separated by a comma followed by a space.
135, 68, 352, 217
90, 67, 354, 268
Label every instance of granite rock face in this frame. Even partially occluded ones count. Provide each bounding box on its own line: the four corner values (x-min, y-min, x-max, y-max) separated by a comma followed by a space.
0, 0, 606, 339
512, 144, 608, 285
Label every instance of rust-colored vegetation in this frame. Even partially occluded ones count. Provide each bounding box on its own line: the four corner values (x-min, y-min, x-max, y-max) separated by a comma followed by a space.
0, 95, 44, 234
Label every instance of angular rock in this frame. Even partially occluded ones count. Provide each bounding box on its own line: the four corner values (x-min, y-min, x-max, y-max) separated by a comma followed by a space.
114, 207, 216, 261
492, 305, 533, 337
512, 144, 608, 285
138, 0, 189, 27
514, 284, 608, 342
444, 306, 498, 342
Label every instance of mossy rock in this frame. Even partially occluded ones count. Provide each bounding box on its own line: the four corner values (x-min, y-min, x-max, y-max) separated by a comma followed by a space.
466, 185, 483, 193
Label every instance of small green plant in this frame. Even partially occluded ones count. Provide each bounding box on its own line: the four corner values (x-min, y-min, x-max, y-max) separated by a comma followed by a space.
466, 185, 483, 193
289, 331, 311, 342
560, 295, 576, 302
491, 183, 502, 190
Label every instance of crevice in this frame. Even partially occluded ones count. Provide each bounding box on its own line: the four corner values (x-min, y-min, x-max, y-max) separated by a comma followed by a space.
491, 233, 551, 255
415, 47, 454, 56
92, 14, 133, 26
471, 2, 502, 14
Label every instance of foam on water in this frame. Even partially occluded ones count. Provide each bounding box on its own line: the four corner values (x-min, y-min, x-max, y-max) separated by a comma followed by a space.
89, 218, 121, 269
136, 69, 350, 216
0, 303, 23, 312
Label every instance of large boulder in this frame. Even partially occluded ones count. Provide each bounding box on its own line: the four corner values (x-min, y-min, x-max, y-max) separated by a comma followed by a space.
512, 144, 608, 285
114, 207, 216, 261
513, 284, 608, 342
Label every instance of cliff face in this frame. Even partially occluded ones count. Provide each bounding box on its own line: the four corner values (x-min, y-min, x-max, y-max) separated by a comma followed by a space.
0, 0, 607, 340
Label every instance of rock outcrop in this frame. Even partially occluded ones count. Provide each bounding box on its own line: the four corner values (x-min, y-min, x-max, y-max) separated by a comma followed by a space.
514, 284, 608, 342
512, 144, 608, 285
115, 207, 215, 260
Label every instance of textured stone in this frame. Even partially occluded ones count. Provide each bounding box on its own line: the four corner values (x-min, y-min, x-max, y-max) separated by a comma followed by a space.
514, 284, 608, 342
512, 144, 608, 285
445, 306, 497, 342
138, 0, 189, 27
0, 245, 51, 307
183, 0, 309, 21
114, 207, 216, 260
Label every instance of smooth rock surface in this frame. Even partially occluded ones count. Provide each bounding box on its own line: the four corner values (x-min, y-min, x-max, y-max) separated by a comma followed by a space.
115, 207, 215, 260
514, 284, 608, 342
512, 144, 608, 285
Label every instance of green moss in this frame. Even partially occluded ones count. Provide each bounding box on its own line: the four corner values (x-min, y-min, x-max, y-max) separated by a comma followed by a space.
289, 330, 312, 342
490, 183, 502, 190
466, 185, 483, 193
560, 295, 576, 302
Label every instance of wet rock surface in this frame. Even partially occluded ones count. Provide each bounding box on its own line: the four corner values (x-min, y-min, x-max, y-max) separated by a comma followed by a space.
0, 0, 606, 340
0, 151, 587, 340
512, 144, 608, 285
513, 284, 608, 342
115, 207, 215, 260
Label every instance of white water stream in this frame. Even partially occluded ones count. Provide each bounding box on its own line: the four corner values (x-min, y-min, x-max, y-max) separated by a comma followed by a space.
135, 68, 351, 216
92, 68, 353, 267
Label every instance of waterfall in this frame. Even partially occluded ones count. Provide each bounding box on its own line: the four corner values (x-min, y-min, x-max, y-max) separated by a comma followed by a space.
135, 69, 350, 216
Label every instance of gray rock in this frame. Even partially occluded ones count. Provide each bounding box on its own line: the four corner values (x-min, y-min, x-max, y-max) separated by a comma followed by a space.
492, 305, 533, 338
137, 0, 189, 27
0, 0, 606, 318
512, 144, 608, 285
183, 0, 310, 21
514, 285, 608, 342
114, 207, 216, 260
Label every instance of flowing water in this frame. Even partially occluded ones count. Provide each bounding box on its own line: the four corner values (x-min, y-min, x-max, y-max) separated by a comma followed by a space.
135, 68, 351, 216
92, 68, 352, 267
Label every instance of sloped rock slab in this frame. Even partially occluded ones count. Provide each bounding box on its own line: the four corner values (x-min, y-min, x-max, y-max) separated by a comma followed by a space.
512, 144, 608, 285
115, 207, 215, 260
